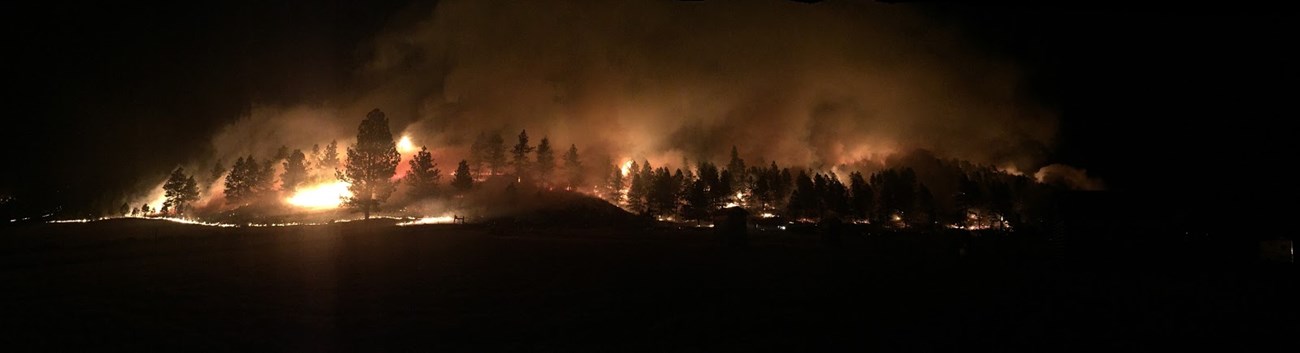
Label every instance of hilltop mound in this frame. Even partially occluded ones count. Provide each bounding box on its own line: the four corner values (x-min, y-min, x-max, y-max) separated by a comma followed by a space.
484, 190, 644, 228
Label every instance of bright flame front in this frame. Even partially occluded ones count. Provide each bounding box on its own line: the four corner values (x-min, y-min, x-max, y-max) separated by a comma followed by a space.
397, 215, 456, 226
287, 181, 353, 209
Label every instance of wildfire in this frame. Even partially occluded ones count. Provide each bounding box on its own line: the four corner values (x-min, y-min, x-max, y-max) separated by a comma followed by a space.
397, 135, 416, 154
726, 191, 747, 209
619, 160, 634, 176
396, 215, 456, 226
286, 181, 353, 209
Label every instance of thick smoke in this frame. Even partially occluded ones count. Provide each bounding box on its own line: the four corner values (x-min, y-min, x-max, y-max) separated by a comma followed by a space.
138, 0, 1079, 212
1035, 164, 1106, 191
215, 0, 1055, 168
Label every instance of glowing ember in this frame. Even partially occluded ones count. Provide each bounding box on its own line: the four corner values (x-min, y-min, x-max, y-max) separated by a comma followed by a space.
397, 135, 416, 154
286, 181, 353, 209
397, 215, 456, 226
759, 213, 776, 218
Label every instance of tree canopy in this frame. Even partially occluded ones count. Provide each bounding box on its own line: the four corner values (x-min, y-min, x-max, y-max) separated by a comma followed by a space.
405, 146, 441, 199
535, 136, 554, 186
163, 167, 199, 216
281, 149, 308, 191
562, 144, 582, 189
452, 160, 474, 192
510, 129, 534, 179
338, 109, 401, 219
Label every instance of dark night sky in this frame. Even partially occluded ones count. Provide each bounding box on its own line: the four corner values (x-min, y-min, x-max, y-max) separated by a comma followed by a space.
2, 1, 1292, 218
3, 1, 421, 213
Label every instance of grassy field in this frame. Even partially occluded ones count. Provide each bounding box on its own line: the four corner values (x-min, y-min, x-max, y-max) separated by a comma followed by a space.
1, 219, 1294, 351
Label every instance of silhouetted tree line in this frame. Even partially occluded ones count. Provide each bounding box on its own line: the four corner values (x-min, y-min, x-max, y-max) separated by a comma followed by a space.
143, 111, 1043, 227
579, 146, 1046, 230
459, 129, 590, 190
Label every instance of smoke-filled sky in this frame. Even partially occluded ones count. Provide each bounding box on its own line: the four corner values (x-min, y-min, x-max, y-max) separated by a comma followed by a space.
212, 0, 1057, 173
3, 1, 1291, 215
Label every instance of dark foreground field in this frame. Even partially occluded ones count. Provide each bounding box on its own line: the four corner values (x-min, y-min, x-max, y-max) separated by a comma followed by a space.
2, 219, 1295, 351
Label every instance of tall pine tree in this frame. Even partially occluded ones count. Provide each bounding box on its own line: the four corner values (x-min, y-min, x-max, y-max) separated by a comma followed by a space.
534, 137, 554, 186
487, 132, 506, 176
338, 109, 401, 219
510, 129, 534, 179
281, 149, 308, 191
563, 144, 582, 189
405, 146, 441, 198
452, 160, 474, 192
163, 167, 199, 216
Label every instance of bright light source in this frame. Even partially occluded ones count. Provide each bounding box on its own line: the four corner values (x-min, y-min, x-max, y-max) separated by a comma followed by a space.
397, 135, 416, 154
286, 181, 352, 209
397, 215, 456, 226
619, 160, 633, 176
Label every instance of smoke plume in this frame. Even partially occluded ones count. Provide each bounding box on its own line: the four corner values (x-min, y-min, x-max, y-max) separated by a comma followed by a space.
209, 0, 1055, 170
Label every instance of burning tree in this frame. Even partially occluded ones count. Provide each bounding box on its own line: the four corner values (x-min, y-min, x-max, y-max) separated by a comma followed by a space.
405, 146, 441, 198
162, 167, 199, 216
338, 109, 401, 219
